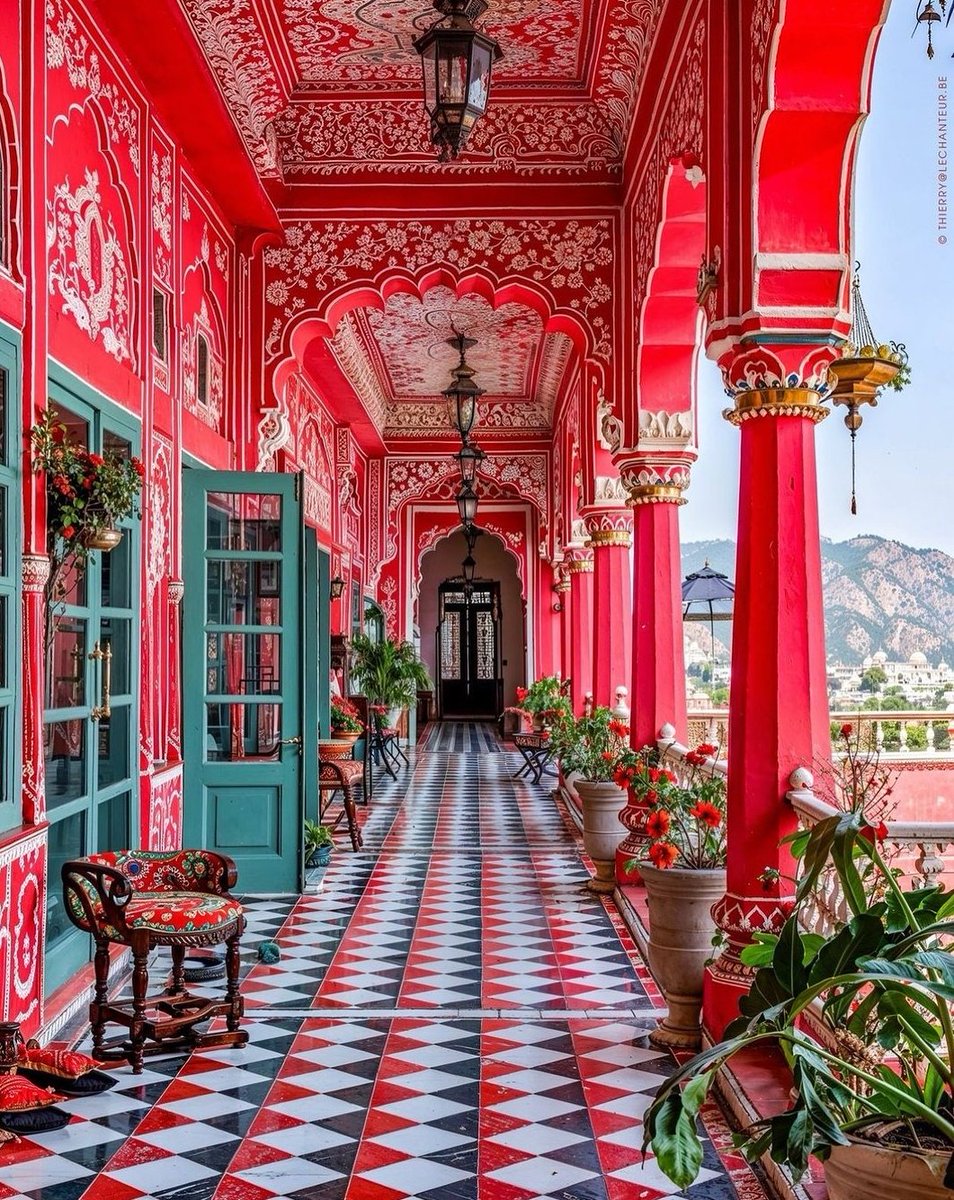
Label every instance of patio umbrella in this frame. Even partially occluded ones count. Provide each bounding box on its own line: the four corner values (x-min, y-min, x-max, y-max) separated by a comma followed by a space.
681, 562, 735, 673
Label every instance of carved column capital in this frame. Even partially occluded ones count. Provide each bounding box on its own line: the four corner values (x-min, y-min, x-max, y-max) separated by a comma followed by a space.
724, 387, 829, 427
717, 343, 835, 427
22, 554, 51, 594
563, 546, 594, 573
581, 507, 633, 548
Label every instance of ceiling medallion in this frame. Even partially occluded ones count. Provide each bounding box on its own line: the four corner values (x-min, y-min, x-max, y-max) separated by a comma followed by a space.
413, 1, 503, 161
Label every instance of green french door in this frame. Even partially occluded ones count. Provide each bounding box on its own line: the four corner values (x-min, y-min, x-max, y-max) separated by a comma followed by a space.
182, 472, 306, 893
44, 387, 140, 994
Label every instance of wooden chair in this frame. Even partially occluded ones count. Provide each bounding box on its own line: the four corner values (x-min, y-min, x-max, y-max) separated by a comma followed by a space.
61, 850, 247, 1074
318, 758, 364, 851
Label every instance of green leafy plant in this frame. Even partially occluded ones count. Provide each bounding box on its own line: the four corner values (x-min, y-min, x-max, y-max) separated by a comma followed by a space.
349, 634, 431, 710
548, 707, 630, 782
303, 819, 333, 859
615, 742, 726, 871
643, 803, 954, 1188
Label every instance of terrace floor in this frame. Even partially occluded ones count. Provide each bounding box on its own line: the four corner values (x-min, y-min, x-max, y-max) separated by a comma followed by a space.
1, 723, 771, 1200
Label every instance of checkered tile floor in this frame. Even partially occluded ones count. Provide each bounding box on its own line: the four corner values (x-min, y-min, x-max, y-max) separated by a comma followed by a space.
3, 724, 769, 1200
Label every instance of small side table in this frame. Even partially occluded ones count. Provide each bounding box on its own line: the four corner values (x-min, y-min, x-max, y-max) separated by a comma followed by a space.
512, 732, 556, 785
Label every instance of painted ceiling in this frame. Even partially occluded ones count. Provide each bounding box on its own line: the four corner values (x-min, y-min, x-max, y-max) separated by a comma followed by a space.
179, 0, 665, 179
327, 287, 575, 439
285, 1, 589, 88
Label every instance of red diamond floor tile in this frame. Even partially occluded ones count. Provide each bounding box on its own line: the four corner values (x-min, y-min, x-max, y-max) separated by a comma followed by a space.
3, 724, 775, 1200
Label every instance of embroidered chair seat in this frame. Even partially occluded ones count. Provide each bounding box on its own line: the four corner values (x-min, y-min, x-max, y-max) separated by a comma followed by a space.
62, 849, 247, 1073
318, 758, 364, 851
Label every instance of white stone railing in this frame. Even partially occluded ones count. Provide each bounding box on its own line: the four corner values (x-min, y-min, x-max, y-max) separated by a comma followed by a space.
787, 766, 954, 937
687, 708, 954, 759
657, 723, 728, 784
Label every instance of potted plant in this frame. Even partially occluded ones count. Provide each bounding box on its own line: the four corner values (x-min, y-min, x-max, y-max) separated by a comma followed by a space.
349, 635, 431, 728
644, 741, 954, 1199
512, 676, 572, 731
616, 741, 726, 1047
330, 695, 363, 747
303, 820, 334, 869
549, 707, 630, 893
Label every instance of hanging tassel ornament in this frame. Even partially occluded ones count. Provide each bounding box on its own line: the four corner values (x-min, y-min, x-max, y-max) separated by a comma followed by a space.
828, 263, 909, 515
916, 0, 943, 59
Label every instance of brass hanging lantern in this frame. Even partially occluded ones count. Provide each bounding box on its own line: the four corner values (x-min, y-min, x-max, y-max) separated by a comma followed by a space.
444, 331, 483, 440
915, 0, 950, 59
413, 0, 503, 161
828, 263, 909, 514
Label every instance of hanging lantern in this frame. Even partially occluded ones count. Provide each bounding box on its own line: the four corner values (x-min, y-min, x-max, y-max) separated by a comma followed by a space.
462, 554, 477, 584
413, 0, 503, 162
456, 441, 485, 487
829, 263, 910, 514
916, 0, 945, 58
463, 524, 483, 553
456, 482, 479, 525
444, 332, 483, 440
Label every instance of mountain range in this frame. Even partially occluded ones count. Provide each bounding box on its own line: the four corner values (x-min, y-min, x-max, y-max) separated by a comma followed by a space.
681, 535, 954, 666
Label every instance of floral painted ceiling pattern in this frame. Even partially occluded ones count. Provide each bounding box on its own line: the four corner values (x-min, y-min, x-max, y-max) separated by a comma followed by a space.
328, 287, 575, 438
283, 0, 588, 87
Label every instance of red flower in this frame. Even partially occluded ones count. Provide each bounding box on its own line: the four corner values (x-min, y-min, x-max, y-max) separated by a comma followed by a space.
860, 821, 888, 844
696, 743, 718, 757
61, 525, 75, 539
87, 453, 105, 468
647, 767, 661, 783
515, 687, 528, 702
600, 751, 616, 763
840, 723, 853, 738
662, 770, 677, 784
644, 788, 658, 806
684, 751, 704, 766
648, 842, 679, 869
690, 801, 722, 828
646, 810, 671, 838
131, 457, 146, 479
608, 719, 630, 738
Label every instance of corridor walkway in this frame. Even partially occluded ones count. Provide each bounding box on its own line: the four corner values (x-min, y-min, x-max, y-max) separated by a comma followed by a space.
1, 726, 766, 1200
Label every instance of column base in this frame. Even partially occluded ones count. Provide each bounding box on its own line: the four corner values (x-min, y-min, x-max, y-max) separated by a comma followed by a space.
587, 860, 617, 893
649, 1014, 703, 1051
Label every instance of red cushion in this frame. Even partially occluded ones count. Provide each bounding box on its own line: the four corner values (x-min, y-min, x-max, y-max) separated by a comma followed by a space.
18, 1043, 100, 1080
0, 1075, 64, 1112
319, 761, 363, 785
381, 727, 399, 738
96, 892, 243, 940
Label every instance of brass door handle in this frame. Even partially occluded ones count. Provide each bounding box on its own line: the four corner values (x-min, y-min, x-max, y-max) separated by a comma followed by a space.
279, 735, 302, 754
90, 641, 112, 721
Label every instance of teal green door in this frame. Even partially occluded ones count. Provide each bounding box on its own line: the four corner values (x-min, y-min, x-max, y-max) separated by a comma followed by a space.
182, 472, 303, 892
44, 387, 140, 994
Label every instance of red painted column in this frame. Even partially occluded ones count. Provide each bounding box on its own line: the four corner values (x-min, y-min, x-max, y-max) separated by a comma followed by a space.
614, 451, 694, 878
583, 506, 633, 709
705, 384, 832, 1037
555, 566, 571, 683
564, 548, 594, 715
167, 579, 185, 766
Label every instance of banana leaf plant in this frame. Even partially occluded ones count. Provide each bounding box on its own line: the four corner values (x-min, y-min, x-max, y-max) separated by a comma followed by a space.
643, 807, 954, 1188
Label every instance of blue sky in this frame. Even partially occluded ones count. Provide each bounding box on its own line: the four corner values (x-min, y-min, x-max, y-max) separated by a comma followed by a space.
683, 3, 954, 555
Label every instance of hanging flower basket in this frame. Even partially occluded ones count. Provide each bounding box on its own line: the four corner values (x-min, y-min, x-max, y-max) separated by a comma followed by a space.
81, 526, 123, 553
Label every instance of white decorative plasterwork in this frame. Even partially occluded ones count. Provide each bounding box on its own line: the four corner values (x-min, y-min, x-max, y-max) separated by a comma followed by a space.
46, 0, 141, 174
591, 474, 629, 505
257, 407, 292, 471
384, 400, 552, 438
327, 312, 389, 432
264, 218, 614, 364
180, 0, 287, 177
637, 408, 694, 446
48, 170, 132, 364
151, 146, 173, 287
276, 99, 620, 178
593, 0, 666, 149
596, 389, 623, 453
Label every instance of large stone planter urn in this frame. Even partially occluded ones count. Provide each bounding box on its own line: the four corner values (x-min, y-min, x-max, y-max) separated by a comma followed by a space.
825, 1128, 952, 1200
638, 862, 726, 1048
574, 779, 628, 894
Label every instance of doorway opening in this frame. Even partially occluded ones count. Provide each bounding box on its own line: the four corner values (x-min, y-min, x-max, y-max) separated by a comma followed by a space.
438, 580, 502, 718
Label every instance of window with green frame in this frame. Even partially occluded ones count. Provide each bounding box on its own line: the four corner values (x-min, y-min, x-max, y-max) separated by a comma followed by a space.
0, 334, 21, 831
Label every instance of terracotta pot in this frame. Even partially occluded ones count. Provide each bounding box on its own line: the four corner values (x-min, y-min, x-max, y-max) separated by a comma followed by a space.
330, 730, 361, 748
637, 862, 726, 1048
83, 525, 123, 551
318, 739, 354, 761
574, 778, 628, 894
825, 1127, 953, 1200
